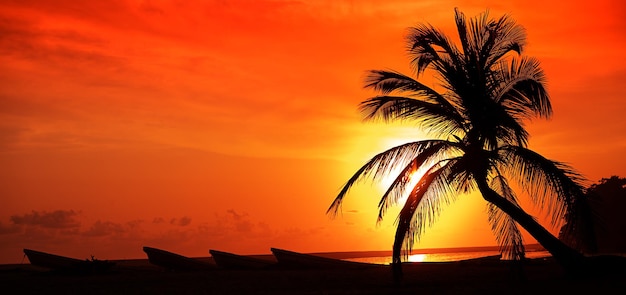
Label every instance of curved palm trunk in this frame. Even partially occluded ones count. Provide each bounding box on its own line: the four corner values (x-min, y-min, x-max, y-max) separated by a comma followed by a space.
475, 180, 585, 272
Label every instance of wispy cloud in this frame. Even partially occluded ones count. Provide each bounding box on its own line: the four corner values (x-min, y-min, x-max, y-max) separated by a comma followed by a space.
82, 220, 127, 237
10, 210, 81, 229
170, 216, 192, 227
0, 221, 21, 234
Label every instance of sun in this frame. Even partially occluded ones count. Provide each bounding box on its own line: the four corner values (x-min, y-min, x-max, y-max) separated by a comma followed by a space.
377, 166, 423, 198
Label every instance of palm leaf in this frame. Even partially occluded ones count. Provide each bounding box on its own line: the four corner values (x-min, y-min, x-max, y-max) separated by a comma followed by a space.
392, 160, 457, 262
405, 23, 463, 78
488, 175, 525, 260
359, 96, 465, 136
493, 57, 551, 119
327, 140, 445, 216
497, 145, 587, 228
484, 13, 526, 68
364, 70, 449, 105
377, 141, 461, 222
454, 8, 471, 62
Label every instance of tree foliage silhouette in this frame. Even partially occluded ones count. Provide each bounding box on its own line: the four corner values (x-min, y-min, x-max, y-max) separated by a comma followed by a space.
328, 8, 595, 276
561, 176, 626, 254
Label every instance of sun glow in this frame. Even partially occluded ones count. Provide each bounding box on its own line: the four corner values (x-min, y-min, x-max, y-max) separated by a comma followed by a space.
408, 253, 426, 262
377, 166, 424, 198
369, 126, 432, 197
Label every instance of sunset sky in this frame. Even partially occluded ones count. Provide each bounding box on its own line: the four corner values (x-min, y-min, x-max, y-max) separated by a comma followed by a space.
1, 0, 625, 264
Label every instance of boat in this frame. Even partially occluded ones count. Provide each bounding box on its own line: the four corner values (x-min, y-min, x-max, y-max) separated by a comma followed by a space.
24, 249, 84, 270
270, 248, 375, 269
209, 250, 276, 269
461, 254, 502, 262
142, 246, 215, 271
458, 254, 503, 265
23, 249, 115, 273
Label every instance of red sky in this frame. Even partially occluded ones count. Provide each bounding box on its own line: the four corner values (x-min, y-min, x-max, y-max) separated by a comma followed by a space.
1, 0, 625, 264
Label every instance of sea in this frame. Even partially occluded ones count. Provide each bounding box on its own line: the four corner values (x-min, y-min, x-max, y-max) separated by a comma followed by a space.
345, 250, 551, 264
326, 245, 551, 265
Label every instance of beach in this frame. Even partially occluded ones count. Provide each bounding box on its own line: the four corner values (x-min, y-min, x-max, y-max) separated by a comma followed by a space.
2, 258, 625, 294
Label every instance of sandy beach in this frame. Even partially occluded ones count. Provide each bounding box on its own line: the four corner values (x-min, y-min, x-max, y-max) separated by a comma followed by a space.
2, 258, 625, 295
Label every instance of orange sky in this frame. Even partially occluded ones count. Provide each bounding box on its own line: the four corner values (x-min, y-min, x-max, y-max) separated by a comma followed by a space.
1, 0, 625, 264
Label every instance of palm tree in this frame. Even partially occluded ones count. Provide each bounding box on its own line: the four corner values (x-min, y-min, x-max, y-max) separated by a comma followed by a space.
327, 8, 592, 276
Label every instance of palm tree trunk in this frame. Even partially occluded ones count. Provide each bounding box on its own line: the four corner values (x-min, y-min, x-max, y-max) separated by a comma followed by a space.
476, 180, 585, 272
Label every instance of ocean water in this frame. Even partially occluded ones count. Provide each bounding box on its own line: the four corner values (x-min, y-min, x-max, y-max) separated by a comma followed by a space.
345, 250, 551, 265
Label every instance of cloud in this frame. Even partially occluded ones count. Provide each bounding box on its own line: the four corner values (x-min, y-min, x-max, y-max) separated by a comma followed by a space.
126, 219, 144, 228
0, 221, 21, 234
177, 210, 269, 243
82, 220, 126, 237
154, 216, 195, 229
225, 209, 254, 233
10, 210, 81, 229
226, 209, 246, 220
170, 216, 192, 227
0, 208, 338, 263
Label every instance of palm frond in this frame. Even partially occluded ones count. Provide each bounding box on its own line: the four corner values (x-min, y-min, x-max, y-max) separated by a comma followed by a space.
463, 100, 530, 149
359, 96, 465, 136
447, 155, 481, 193
493, 57, 551, 119
559, 191, 597, 253
496, 145, 587, 228
454, 8, 471, 61
392, 159, 460, 263
405, 23, 463, 77
327, 140, 445, 216
488, 175, 525, 260
364, 70, 449, 105
484, 13, 526, 68
493, 109, 531, 148
378, 141, 462, 222
466, 9, 492, 64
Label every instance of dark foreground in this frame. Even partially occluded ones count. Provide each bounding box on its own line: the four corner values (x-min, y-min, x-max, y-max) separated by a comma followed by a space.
2, 259, 625, 294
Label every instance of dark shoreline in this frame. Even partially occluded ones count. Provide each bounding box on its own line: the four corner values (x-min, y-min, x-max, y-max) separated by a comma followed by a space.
2, 257, 625, 294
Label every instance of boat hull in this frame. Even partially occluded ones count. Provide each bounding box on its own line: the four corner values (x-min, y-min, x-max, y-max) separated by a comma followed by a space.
209, 250, 276, 269
23, 249, 84, 269
270, 248, 375, 269
23, 249, 114, 273
143, 246, 215, 271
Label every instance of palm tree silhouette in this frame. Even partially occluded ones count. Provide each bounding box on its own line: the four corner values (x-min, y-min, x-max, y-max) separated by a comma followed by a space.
328, 9, 592, 276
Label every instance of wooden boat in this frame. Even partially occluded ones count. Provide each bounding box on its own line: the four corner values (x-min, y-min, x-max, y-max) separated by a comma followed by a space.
24, 249, 84, 270
457, 254, 503, 266
23, 249, 115, 273
142, 246, 215, 271
270, 248, 375, 269
461, 254, 502, 262
209, 250, 276, 269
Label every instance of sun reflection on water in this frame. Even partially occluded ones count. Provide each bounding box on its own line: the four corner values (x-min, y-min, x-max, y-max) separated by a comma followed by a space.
408, 254, 426, 262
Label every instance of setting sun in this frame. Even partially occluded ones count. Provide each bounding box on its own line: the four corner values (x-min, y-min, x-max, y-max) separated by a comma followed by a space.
377, 165, 422, 194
